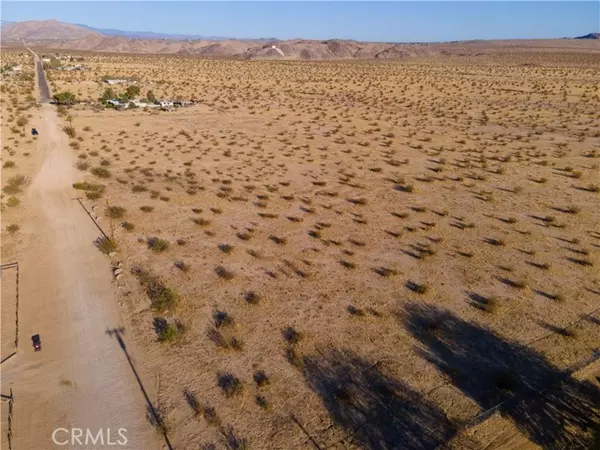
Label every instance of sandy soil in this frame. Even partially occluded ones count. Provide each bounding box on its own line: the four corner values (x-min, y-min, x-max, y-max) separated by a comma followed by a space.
3, 48, 600, 449
1, 52, 159, 450
0, 267, 18, 361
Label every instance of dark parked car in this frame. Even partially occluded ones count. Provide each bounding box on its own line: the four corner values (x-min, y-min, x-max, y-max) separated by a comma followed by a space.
31, 128, 38, 136
32, 334, 41, 351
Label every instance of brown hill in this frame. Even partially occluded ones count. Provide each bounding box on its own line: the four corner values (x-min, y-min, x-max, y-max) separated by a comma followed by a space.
6, 22, 599, 60
1, 19, 98, 41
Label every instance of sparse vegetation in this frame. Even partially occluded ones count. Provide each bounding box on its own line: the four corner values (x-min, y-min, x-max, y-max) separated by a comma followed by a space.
19, 47, 600, 450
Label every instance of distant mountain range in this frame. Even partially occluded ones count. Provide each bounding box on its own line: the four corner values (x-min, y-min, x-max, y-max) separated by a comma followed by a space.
575, 32, 600, 40
0, 19, 274, 42
1, 20, 598, 60
72, 23, 276, 42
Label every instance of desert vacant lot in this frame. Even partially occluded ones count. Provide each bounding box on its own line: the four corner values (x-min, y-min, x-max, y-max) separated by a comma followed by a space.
5, 47, 600, 448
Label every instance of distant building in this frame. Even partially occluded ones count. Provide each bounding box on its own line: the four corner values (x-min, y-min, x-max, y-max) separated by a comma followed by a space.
158, 100, 174, 109
106, 99, 128, 108
57, 65, 85, 71
104, 79, 132, 85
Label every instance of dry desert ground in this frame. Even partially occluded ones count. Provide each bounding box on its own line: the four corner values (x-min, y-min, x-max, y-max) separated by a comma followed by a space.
2, 47, 600, 449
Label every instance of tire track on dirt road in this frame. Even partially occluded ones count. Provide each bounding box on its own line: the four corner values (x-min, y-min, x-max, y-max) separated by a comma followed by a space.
1, 49, 158, 450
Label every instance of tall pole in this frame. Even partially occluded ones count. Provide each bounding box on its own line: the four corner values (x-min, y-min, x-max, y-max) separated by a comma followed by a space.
105, 198, 114, 241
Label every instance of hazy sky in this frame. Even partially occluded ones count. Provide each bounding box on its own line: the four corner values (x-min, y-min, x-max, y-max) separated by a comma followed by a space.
1, 1, 597, 42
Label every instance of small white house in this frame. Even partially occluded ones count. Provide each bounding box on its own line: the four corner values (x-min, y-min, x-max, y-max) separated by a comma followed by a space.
104, 79, 129, 85
158, 101, 173, 109
106, 99, 128, 108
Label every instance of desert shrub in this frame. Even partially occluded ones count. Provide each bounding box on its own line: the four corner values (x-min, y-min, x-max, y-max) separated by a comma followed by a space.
16, 116, 28, 127
153, 317, 181, 342
213, 310, 233, 328
217, 373, 242, 397
174, 260, 189, 272
3, 174, 27, 194
6, 196, 20, 207
53, 91, 77, 105
214, 265, 234, 280
91, 167, 111, 178
3, 160, 16, 168
140, 205, 154, 212
62, 123, 76, 138
86, 190, 103, 200
6, 224, 20, 233
253, 370, 269, 387
219, 243, 233, 253
405, 280, 428, 294
131, 266, 179, 312
202, 405, 220, 426
282, 327, 300, 345
147, 236, 169, 252
121, 221, 135, 231
94, 236, 117, 254
76, 160, 89, 171
244, 291, 259, 305
105, 205, 126, 219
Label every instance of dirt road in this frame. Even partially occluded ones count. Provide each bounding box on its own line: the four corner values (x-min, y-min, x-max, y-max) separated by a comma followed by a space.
2, 52, 158, 450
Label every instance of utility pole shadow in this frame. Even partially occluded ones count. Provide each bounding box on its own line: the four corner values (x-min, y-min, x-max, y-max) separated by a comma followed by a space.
106, 327, 173, 450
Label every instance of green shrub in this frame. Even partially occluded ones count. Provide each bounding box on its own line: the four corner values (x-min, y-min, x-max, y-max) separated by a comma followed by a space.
62, 123, 76, 138
6, 196, 20, 207
105, 206, 126, 219
86, 190, 103, 200
137, 273, 179, 312
2, 174, 27, 194
73, 181, 105, 192
53, 91, 77, 105
147, 236, 169, 252
153, 317, 182, 342
94, 236, 117, 254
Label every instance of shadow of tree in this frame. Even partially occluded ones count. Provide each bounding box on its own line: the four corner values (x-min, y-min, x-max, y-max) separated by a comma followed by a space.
302, 348, 457, 450
401, 303, 600, 449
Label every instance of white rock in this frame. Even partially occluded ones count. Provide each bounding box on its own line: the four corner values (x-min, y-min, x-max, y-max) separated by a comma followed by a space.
109, 252, 117, 258
116, 274, 123, 280
114, 268, 123, 276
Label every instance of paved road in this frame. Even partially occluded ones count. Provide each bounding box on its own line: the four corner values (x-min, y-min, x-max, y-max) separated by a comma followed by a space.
1, 48, 158, 450
25, 44, 51, 102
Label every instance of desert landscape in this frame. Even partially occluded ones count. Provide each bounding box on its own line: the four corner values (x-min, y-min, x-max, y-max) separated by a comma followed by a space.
1, 18, 600, 450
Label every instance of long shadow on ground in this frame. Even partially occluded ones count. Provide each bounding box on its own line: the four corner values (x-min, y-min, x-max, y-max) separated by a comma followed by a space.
401, 303, 600, 449
302, 348, 457, 450
106, 327, 174, 450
